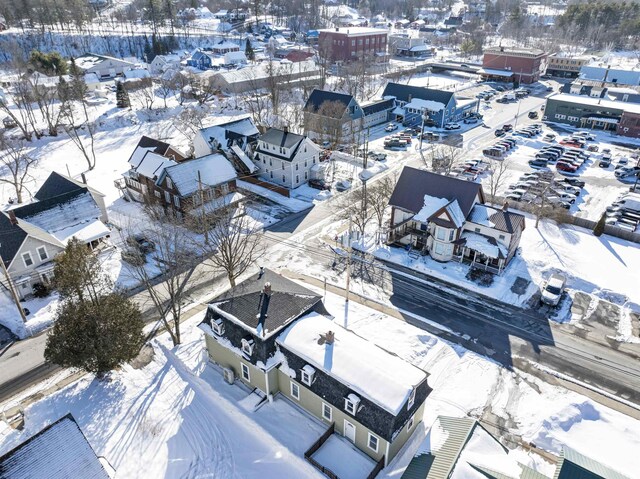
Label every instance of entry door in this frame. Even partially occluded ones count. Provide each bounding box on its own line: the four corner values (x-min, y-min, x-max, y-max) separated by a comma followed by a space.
344, 419, 356, 443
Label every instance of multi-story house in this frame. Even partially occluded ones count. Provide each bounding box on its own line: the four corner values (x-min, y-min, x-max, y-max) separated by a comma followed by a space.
1, 172, 110, 298
200, 269, 431, 471
318, 27, 388, 63
303, 89, 393, 141
186, 50, 214, 70
74, 53, 137, 78
382, 83, 479, 128
387, 167, 525, 274
193, 116, 260, 158
481, 46, 548, 84
253, 128, 322, 189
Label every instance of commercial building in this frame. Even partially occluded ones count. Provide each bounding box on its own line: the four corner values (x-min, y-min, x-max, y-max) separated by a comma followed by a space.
545, 53, 592, 78
578, 65, 640, 87
481, 46, 547, 84
318, 27, 388, 62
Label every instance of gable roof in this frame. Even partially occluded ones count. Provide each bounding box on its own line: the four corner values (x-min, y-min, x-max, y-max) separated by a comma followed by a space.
304, 89, 354, 116
0, 212, 28, 267
260, 128, 304, 149
198, 116, 260, 151
382, 82, 454, 106
128, 136, 186, 166
389, 167, 483, 219
554, 446, 630, 479
161, 153, 237, 197
133, 151, 178, 181
206, 268, 322, 339
468, 204, 525, 234
0, 414, 110, 479
33, 171, 93, 202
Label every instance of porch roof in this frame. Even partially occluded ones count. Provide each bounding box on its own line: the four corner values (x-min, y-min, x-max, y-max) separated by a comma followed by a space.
460, 231, 507, 259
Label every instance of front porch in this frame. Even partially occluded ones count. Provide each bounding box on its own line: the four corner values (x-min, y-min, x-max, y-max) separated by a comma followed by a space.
387, 220, 430, 252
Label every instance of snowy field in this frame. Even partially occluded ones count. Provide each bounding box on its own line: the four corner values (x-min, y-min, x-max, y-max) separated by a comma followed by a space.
1, 285, 638, 478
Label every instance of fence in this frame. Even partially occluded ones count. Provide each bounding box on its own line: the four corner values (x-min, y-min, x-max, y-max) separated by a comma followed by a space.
304, 422, 339, 479
240, 176, 291, 198
366, 456, 386, 479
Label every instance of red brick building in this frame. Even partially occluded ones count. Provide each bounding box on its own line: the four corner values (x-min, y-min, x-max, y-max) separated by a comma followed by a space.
318, 27, 388, 62
618, 111, 640, 139
482, 46, 547, 84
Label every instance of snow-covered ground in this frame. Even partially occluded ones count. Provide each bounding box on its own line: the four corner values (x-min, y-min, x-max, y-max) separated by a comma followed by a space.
2, 284, 638, 478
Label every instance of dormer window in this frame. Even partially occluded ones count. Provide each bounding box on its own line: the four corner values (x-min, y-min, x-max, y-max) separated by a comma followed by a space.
241, 337, 254, 356
408, 387, 416, 410
212, 318, 224, 336
301, 365, 316, 386
344, 394, 360, 415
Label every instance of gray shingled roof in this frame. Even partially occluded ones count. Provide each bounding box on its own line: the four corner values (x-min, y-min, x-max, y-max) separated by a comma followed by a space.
468, 204, 525, 234
382, 82, 454, 106
389, 167, 484, 219
0, 212, 28, 267
304, 89, 354, 116
0, 414, 110, 479
260, 128, 304, 149
207, 268, 322, 339
554, 446, 630, 479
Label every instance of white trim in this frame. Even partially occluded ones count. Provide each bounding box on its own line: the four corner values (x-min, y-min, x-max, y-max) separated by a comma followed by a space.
322, 402, 333, 421
367, 432, 379, 453
241, 338, 254, 356
240, 362, 250, 381
344, 419, 356, 443
407, 414, 415, 431
407, 388, 415, 410
21, 251, 33, 268
290, 381, 300, 400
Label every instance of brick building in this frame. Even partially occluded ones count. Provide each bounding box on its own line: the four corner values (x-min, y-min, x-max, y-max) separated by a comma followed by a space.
619, 111, 640, 139
481, 46, 547, 84
318, 27, 388, 62
546, 53, 591, 78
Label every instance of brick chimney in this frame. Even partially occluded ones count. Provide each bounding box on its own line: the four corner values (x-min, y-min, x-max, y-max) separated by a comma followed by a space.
8, 210, 18, 225
325, 330, 335, 344
502, 201, 509, 211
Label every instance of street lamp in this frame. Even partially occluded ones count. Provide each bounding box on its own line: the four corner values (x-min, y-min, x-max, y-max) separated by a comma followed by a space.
426, 66, 432, 88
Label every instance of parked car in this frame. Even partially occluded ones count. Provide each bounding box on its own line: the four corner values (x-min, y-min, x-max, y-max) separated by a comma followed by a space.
494, 129, 506, 137
385, 123, 398, 132
598, 158, 612, 168
463, 117, 479, 124
444, 122, 461, 130
559, 140, 583, 148
615, 166, 640, 179
587, 144, 599, 152
126, 233, 155, 254
541, 273, 566, 306
309, 179, 330, 190
528, 159, 549, 168
556, 162, 578, 173
543, 133, 556, 142
502, 124, 513, 131
528, 111, 539, 119
335, 180, 351, 191
562, 178, 586, 188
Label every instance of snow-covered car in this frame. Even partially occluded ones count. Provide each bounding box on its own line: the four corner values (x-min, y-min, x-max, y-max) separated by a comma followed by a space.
384, 123, 398, 132
335, 180, 352, 192
463, 117, 479, 124
541, 273, 566, 306
543, 134, 556, 142
615, 166, 640, 179
444, 122, 461, 130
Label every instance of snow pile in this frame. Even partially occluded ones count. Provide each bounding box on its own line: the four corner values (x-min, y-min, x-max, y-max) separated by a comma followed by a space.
311, 435, 374, 479
358, 162, 389, 181
461, 231, 508, 259
413, 195, 450, 223
405, 98, 446, 112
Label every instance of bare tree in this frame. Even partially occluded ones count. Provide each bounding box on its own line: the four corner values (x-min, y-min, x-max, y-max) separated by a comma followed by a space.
172, 106, 207, 156
0, 134, 38, 203
156, 76, 175, 109
60, 100, 97, 171
124, 210, 204, 346
304, 99, 348, 149
368, 173, 397, 232
191, 75, 217, 105
485, 158, 512, 203
426, 144, 463, 175
335, 186, 374, 238
196, 204, 265, 288
129, 78, 155, 110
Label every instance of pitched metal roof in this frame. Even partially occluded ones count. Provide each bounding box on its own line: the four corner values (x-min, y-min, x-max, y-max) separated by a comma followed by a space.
468, 204, 525, 234
554, 446, 630, 479
361, 98, 394, 115
426, 416, 476, 479
0, 414, 110, 479
304, 89, 354, 116
206, 268, 323, 339
470, 463, 550, 479
382, 82, 454, 106
260, 128, 304, 149
389, 167, 483, 219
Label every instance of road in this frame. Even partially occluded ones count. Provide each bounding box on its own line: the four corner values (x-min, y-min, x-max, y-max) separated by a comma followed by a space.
2, 88, 639, 411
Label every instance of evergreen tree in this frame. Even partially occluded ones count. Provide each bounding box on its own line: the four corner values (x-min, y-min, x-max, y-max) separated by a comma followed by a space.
29, 50, 68, 75
69, 57, 87, 101
44, 293, 144, 376
245, 38, 255, 61
116, 81, 130, 108
593, 213, 606, 237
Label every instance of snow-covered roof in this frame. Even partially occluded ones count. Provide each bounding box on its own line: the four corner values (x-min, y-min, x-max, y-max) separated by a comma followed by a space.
413, 195, 464, 227
460, 231, 507, 259
549, 93, 640, 115
277, 313, 427, 415
51, 218, 111, 244
75, 53, 135, 70
405, 98, 445, 112
84, 73, 100, 84
214, 41, 240, 50
162, 153, 237, 196
0, 414, 110, 478
231, 144, 258, 173
224, 51, 247, 63
186, 191, 245, 217
133, 151, 178, 180
477, 67, 515, 77
124, 68, 150, 79
216, 60, 319, 84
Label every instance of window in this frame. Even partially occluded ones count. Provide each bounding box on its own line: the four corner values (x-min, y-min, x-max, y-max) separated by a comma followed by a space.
367, 433, 379, 453
164, 191, 171, 203
295, 163, 299, 170
295, 175, 299, 184
221, 183, 229, 194
22, 252, 33, 267
322, 403, 333, 421
212, 318, 224, 335
241, 338, 254, 356
351, 40, 355, 46
281, 161, 285, 170
434, 242, 444, 255
154, 190, 161, 198
173, 196, 180, 208
408, 388, 416, 410
282, 175, 285, 183
270, 171, 273, 179
37, 246, 48, 261
269, 158, 272, 166
290, 381, 300, 400
301, 365, 316, 385
344, 394, 360, 415
436, 228, 446, 241
449, 230, 454, 241
499, 234, 505, 240
305, 172, 308, 180
407, 414, 415, 431
241, 362, 250, 381
166, 178, 172, 189
474, 227, 480, 233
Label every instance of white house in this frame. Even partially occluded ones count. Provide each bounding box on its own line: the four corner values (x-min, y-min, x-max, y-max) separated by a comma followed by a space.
387, 167, 525, 273
74, 53, 136, 78
253, 128, 322, 189
149, 54, 182, 74
224, 51, 247, 66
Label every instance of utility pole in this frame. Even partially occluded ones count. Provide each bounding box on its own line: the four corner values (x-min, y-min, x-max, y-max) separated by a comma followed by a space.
197, 170, 209, 245
345, 216, 352, 303
0, 253, 27, 324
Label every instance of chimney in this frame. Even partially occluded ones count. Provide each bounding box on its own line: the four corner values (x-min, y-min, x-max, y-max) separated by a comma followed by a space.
81, 172, 87, 184
325, 330, 335, 344
283, 125, 289, 134
8, 210, 18, 225
502, 201, 509, 211
258, 266, 264, 279
257, 282, 272, 336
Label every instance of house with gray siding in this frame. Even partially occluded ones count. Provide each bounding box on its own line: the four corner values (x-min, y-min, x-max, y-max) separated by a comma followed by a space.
200, 268, 431, 469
